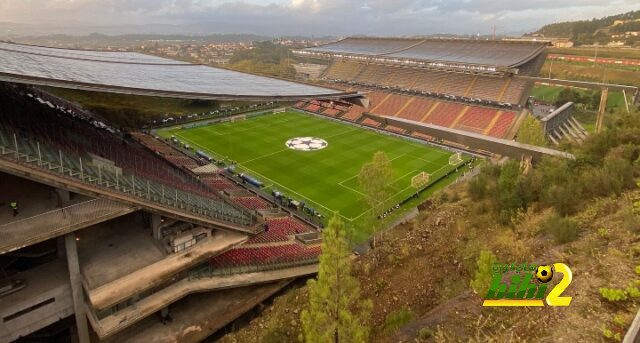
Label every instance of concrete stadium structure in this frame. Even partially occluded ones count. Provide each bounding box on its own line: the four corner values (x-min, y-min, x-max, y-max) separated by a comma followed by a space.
292, 36, 575, 159
0, 42, 351, 341
0, 38, 576, 342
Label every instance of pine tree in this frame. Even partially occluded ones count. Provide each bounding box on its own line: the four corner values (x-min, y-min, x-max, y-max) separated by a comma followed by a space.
358, 151, 394, 243
301, 214, 372, 343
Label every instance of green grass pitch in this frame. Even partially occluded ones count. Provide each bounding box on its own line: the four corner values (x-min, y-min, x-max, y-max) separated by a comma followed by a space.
158, 111, 461, 226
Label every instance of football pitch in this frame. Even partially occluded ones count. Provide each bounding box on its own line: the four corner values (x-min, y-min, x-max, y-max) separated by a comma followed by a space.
158, 111, 463, 225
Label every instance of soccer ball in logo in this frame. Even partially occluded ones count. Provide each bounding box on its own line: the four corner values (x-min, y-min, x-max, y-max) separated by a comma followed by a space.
535, 265, 553, 283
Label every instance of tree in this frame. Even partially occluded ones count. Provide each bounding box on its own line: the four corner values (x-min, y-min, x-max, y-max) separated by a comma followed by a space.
301, 214, 372, 343
358, 151, 395, 244
516, 114, 547, 147
470, 250, 497, 296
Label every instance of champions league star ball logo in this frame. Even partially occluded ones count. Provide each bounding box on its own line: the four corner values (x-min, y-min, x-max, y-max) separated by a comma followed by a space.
285, 137, 328, 151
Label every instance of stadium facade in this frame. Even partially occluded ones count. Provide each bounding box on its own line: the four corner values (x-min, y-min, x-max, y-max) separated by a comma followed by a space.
0, 37, 571, 342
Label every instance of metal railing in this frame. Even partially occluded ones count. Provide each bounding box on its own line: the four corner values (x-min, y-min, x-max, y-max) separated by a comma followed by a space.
189, 257, 319, 280
0, 128, 254, 228
0, 198, 133, 253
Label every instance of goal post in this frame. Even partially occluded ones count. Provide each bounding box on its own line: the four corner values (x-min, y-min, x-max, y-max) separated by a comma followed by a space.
273, 108, 286, 114
411, 171, 431, 189
449, 152, 463, 166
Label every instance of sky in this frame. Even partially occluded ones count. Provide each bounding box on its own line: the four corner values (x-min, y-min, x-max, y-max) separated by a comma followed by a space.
0, 0, 638, 36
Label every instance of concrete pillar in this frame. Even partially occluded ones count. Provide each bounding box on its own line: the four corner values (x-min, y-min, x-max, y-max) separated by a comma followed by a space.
64, 234, 90, 343
151, 214, 162, 240
55, 189, 71, 207
57, 236, 66, 258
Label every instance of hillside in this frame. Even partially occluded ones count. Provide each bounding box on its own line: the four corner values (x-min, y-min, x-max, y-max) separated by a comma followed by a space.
530, 10, 640, 46
219, 108, 640, 342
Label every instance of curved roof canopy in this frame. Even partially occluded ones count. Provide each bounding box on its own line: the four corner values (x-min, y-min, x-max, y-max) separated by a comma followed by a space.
302, 37, 548, 69
0, 42, 355, 100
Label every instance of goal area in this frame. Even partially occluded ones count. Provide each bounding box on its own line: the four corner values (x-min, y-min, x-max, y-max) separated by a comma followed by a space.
411, 171, 431, 189
449, 152, 463, 166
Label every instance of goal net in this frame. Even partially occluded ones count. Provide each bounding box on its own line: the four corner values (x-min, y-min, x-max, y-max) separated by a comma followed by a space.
273, 108, 286, 114
449, 152, 463, 166
411, 171, 431, 189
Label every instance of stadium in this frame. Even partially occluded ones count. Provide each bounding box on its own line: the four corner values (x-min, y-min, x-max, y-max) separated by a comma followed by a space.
0, 34, 637, 343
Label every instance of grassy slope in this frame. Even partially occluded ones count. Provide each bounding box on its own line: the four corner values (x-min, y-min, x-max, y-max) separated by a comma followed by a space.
540, 60, 640, 86
549, 47, 640, 60
158, 112, 459, 229
219, 183, 640, 343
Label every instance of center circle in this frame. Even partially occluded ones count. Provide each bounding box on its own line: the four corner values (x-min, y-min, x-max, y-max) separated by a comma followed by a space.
285, 137, 328, 151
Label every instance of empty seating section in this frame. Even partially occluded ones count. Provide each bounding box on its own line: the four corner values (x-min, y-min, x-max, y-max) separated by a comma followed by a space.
355, 64, 391, 85
321, 108, 341, 117
501, 79, 527, 104
487, 111, 516, 138
372, 93, 410, 116
208, 244, 321, 269
201, 175, 237, 192
412, 70, 449, 93
0, 85, 253, 226
323, 60, 363, 80
424, 102, 465, 127
323, 60, 529, 104
342, 105, 365, 121
247, 217, 311, 244
467, 76, 506, 101
233, 196, 270, 211
132, 132, 200, 170
456, 107, 500, 132
385, 67, 418, 89
361, 118, 381, 127
439, 73, 473, 97
292, 90, 515, 139
385, 126, 406, 134
305, 103, 321, 112
397, 97, 436, 121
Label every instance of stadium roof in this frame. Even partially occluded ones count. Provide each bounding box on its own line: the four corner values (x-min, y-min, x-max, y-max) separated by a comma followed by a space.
300, 37, 548, 70
0, 42, 357, 100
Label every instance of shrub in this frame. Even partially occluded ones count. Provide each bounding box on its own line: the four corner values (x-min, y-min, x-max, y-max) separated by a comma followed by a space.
470, 250, 497, 295
383, 308, 414, 333
599, 288, 628, 302
468, 174, 488, 200
417, 327, 435, 340
539, 213, 580, 244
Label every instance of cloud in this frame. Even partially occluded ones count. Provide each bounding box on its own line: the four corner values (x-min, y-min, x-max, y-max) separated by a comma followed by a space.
0, 0, 637, 36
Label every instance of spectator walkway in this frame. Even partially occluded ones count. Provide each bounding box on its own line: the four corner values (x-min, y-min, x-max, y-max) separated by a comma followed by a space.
0, 198, 137, 254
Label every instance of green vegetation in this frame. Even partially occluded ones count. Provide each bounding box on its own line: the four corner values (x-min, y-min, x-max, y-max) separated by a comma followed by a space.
532, 10, 640, 46
470, 250, 497, 295
531, 85, 629, 109
301, 214, 372, 343
470, 108, 639, 222
358, 151, 395, 245
516, 114, 547, 146
539, 212, 580, 244
383, 308, 413, 333
541, 60, 640, 85
158, 111, 462, 232
228, 41, 297, 78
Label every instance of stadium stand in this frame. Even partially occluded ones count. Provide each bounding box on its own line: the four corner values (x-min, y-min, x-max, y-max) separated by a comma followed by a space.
247, 217, 312, 244
208, 244, 321, 270
0, 84, 254, 228
293, 37, 549, 142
